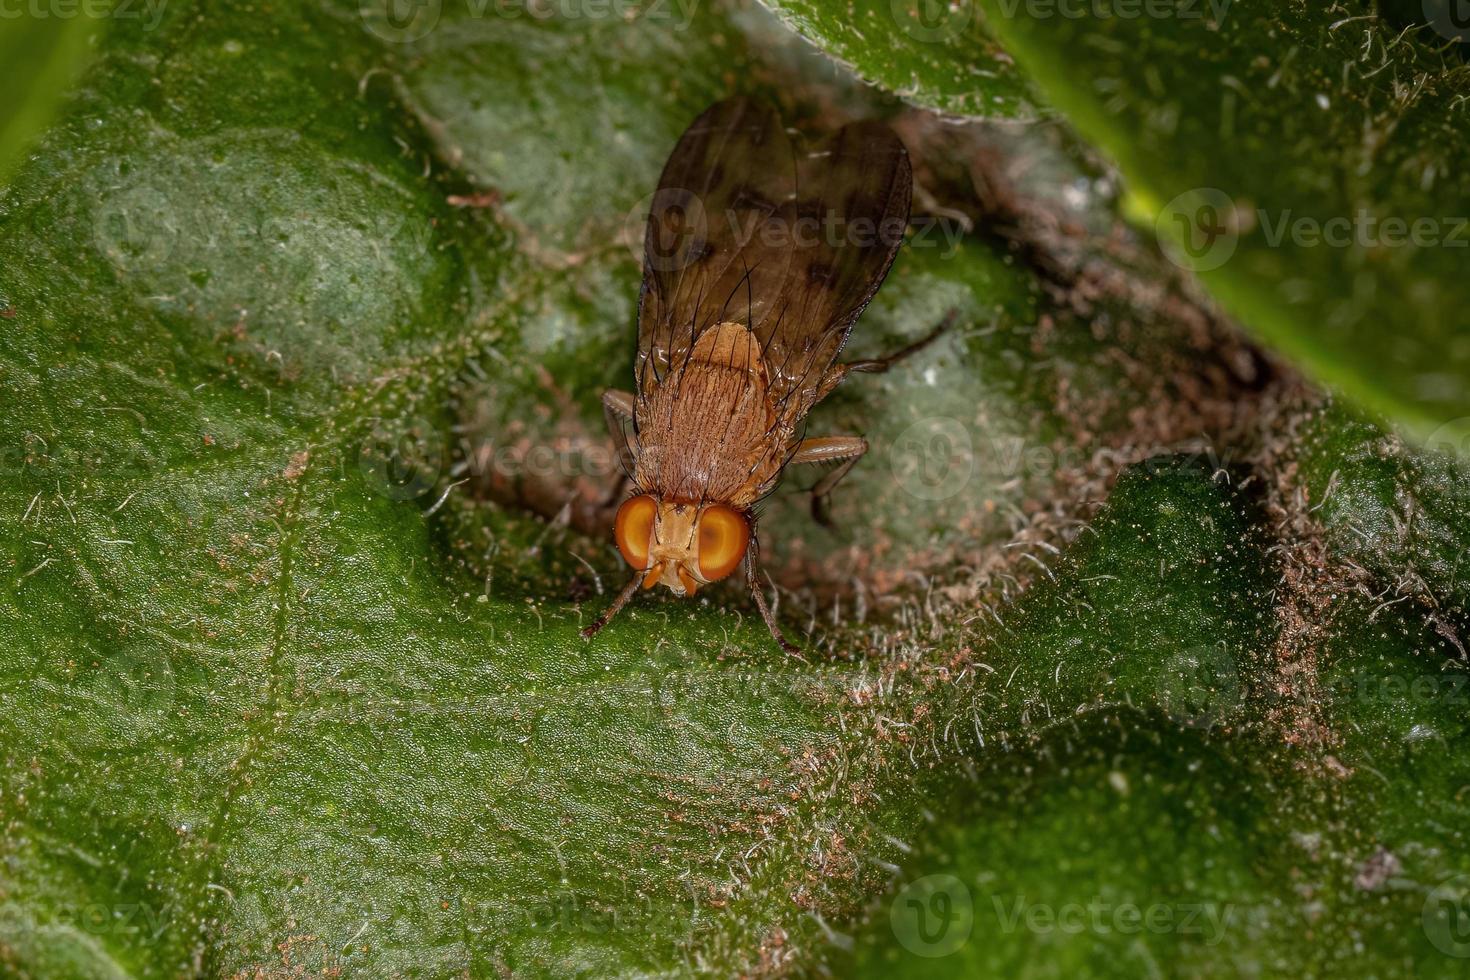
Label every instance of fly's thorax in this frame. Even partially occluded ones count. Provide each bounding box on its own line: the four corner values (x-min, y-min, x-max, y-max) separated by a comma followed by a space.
691, 321, 762, 371
633, 323, 783, 505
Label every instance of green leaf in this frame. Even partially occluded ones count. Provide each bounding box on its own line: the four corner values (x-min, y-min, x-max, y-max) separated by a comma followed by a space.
0, 8, 103, 184
0, 1, 1053, 974
1288, 398, 1470, 630
777, 0, 1470, 437
6, 0, 1470, 976
845, 461, 1470, 976
757, 0, 1038, 117
966, 1, 1470, 438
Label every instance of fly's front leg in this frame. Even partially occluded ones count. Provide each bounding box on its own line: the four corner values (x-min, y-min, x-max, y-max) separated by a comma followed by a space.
788, 435, 867, 527
600, 389, 637, 504
744, 528, 803, 658
581, 570, 644, 641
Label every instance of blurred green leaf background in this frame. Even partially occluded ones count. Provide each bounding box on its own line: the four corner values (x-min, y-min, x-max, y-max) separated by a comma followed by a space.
2, 1, 1470, 976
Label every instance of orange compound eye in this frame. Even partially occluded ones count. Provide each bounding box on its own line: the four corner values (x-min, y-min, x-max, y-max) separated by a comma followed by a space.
615, 495, 657, 570
697, 504, 749, 582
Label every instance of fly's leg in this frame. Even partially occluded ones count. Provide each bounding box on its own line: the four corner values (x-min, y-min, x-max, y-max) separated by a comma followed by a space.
794, 309, 955, 523
601, 388, 636, 467
581, 391, 640, 638
845, 308, 957, 374
600, 388, 637, 505
744, 530, 803, 658
581, 570, 643, 640
788, 435, 868, 528
815, 308, 958, 401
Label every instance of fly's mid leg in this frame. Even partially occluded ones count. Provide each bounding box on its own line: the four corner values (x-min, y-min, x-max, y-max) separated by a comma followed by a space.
788, 436, 868, 527
791, 309, 957, 526
600, 389, 637, 505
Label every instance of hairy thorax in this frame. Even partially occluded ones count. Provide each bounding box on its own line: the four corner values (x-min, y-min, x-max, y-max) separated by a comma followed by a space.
634, 322, 788, 506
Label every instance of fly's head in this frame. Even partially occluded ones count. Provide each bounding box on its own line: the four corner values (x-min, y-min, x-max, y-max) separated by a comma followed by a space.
614, 494, 750, 596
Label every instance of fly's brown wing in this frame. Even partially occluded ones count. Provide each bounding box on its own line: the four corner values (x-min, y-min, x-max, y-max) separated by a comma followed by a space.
757, 118, 912, 427
636, 99, 912, 430
635, 98, 799, 393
